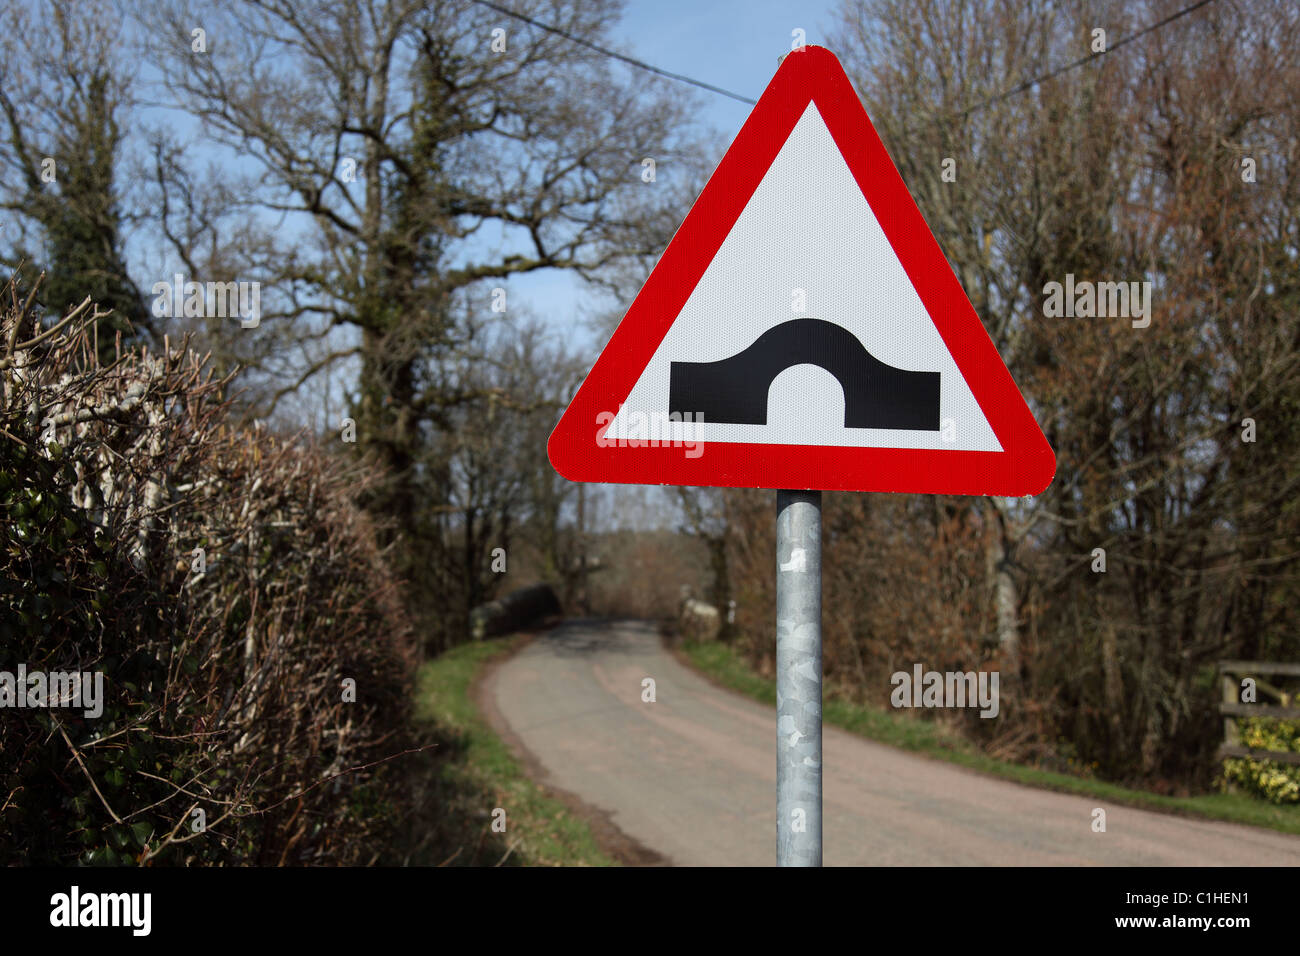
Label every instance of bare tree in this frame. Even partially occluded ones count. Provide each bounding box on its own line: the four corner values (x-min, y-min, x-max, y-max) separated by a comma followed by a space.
141, 0, 698, 529
770, 0, 1300, 783
419, 310, 584, 648
0, 0, 148, 356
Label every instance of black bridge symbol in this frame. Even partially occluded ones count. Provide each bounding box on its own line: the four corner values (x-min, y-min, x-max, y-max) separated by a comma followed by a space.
668, 318, 940, 430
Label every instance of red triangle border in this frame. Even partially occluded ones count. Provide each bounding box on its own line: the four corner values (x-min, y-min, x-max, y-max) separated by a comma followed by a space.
548, 46, 1055, 496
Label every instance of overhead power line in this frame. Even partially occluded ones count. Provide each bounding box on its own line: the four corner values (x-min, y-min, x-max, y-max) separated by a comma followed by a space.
959, 0, 1221, 116
467, 0, 758, 105
468, 0, 1220, 116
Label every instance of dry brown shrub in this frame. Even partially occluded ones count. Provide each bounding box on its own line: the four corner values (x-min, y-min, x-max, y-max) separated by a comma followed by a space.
1, 276, 422, 865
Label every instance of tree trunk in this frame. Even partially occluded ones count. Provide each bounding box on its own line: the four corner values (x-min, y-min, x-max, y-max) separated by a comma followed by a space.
988, 507, 1020, 679
356, 330, 418, 538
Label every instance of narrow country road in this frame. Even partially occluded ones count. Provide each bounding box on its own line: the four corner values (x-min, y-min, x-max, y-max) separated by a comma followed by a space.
482, 620, 1300, 866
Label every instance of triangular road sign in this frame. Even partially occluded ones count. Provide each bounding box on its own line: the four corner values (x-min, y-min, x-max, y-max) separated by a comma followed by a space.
548, 46, 1055, 496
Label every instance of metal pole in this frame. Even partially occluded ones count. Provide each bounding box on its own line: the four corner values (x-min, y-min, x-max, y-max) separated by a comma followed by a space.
776, 489, 822, 866
576, 483, 588, 616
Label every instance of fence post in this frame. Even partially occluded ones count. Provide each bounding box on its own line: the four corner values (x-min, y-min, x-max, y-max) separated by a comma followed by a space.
1221, 666, 1239, 748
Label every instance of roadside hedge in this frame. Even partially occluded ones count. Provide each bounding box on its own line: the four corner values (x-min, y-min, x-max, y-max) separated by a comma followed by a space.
0, 281, 420, 864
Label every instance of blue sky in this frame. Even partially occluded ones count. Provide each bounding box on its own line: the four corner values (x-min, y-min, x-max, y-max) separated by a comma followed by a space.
615, 0, 841, 133
512, 0, 846, 353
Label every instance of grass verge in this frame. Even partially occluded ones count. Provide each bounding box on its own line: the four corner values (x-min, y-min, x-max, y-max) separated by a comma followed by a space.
681, 638, 1300, 836
412, 635, 615, 866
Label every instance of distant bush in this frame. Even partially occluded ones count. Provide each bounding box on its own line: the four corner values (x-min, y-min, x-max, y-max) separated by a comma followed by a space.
0, 280, 419, 864
1221, 718, 1300, 805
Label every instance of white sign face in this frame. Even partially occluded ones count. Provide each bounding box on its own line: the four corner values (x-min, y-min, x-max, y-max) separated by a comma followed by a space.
605, 104, 1001, 453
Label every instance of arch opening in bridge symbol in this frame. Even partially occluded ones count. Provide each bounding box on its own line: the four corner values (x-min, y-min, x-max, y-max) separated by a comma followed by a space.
668, 318, 940, 431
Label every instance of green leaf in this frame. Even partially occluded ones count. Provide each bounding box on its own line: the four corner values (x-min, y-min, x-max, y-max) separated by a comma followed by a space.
131, 821, 153, 847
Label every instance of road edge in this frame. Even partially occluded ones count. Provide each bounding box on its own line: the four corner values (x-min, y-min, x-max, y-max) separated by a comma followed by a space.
663, 624, 1300, 838
471, 625, 670, 867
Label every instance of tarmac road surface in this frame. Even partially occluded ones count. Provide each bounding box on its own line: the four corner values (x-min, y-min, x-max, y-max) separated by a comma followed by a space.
482, 619, 1300, 866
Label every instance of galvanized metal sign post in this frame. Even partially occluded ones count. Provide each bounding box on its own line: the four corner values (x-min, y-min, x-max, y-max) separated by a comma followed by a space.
548, 47, 1055, 867
776, 490, 822, 866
